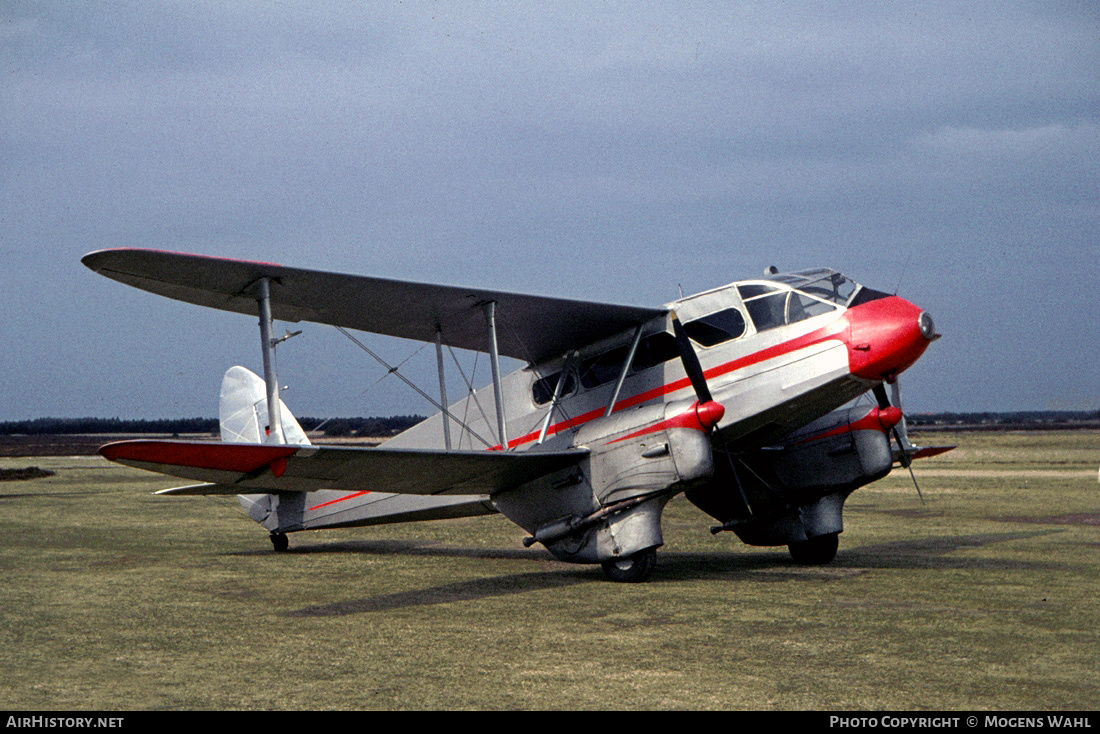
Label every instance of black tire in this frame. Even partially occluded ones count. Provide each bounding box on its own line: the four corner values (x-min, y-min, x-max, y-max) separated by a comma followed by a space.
788, 532, 838, 565
270, 532, 289, 552
601, 547, 658, 583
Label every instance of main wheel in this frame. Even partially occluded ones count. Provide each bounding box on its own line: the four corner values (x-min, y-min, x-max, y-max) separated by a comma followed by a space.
601, 547, 658, 583
788, 532, 838, 565
269, 532, 289, 552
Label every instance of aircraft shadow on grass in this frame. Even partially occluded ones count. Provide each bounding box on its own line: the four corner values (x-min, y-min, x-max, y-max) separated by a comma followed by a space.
275, 530, 1066, 616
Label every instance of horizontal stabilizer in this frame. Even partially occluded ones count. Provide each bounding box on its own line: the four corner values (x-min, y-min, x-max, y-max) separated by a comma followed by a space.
101, 439, 588, 497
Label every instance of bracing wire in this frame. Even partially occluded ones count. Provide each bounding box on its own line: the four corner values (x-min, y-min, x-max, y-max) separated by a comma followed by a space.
446, 345, 495, 449
334, 326, 493, 448
499, 319, 579, 443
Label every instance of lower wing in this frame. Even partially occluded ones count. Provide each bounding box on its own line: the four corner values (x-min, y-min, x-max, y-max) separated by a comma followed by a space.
100, 440, 587, 497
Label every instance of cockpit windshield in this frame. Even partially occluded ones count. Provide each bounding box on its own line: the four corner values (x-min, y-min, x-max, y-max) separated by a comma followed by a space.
735, 269, 859, 334
762, 269, 859, 306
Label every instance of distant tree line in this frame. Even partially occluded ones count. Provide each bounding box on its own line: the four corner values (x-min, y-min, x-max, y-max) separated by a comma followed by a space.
302, 415, 425, 437
0, 415, 425, 437
0, 417, 220, 435
908, 410, 1100, 427
3, 411, 1096, 436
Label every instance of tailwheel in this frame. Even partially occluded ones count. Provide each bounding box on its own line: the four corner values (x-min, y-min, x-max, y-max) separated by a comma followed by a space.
788, 532, 839, 565
601, 547, 658, 583
269, 532, 289, 552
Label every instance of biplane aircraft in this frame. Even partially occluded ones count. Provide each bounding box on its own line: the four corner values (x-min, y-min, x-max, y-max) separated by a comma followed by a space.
83, 249, 950, 582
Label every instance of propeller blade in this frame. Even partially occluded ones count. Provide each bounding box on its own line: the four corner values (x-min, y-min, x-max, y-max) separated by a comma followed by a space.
670, 310, 713, 405
873, 380, 924, 503
872, 383, 890, 410
889, 381, 915, 453
874, 382, 914, 458
906, 461, 926, 504
890, 380, 913, 448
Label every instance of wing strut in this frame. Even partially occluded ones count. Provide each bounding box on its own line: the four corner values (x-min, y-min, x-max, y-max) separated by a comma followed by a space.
435, 328, 452, 450
256, 277, 285, 444
484, 301, 509, 449
537, 351, 577, 445
606, 324, 645, 417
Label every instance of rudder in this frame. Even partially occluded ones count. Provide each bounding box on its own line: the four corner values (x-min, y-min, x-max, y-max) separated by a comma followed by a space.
218, 365, 311, 445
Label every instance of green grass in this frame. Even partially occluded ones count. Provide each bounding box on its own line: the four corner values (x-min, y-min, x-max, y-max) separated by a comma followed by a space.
1, 432, 1098, 710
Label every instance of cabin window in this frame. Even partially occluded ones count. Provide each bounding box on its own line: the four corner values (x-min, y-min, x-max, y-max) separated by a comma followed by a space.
532, 369, 577, 406
553, 331, 683, 398
683, 308, 746, 347
631, 331, 681, 372
538, 325, 717, 404
579, 346, 631, 389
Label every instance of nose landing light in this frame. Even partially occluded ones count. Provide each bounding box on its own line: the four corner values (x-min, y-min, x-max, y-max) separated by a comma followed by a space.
918, 311, 939, 341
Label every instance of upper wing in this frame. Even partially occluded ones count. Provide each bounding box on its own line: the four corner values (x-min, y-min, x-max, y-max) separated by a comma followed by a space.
100, 439, 588, 496
82, 248, 664, 363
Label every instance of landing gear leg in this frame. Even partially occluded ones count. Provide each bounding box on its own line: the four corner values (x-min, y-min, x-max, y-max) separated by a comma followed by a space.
601, 547, 658, 583
788, 532, 838, 565
269, 532, 289, 552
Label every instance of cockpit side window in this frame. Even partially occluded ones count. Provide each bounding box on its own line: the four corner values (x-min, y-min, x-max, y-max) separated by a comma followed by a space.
741, 289, 837, 333
745, 293, 788, 332
787, 292, 837, 324
683, 308, 747, 347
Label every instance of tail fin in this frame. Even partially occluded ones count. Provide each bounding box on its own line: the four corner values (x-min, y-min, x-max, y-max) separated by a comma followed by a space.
218, 366, 311, 446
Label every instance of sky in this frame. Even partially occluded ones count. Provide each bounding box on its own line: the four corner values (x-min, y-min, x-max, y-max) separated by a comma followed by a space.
2, 1, 1098, 421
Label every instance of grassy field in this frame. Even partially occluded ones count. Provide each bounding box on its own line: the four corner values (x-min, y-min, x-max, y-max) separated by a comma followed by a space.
1, 431, 1097, 710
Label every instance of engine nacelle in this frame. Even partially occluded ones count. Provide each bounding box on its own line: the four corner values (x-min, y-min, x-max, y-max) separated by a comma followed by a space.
687, 403, 899, 546
495, 398, 723, 564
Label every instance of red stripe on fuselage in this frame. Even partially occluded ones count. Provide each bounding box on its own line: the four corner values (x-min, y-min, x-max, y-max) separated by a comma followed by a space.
502, 314, 851, 449
310, 300, 880, 507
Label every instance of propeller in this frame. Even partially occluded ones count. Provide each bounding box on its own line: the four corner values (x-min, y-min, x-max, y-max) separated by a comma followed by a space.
872, 380, 925, 503
670, 310, 714, 405
670, 310, 754, 522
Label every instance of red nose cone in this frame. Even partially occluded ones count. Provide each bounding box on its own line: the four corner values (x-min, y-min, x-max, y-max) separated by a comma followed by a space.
846, 296, 933, 380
